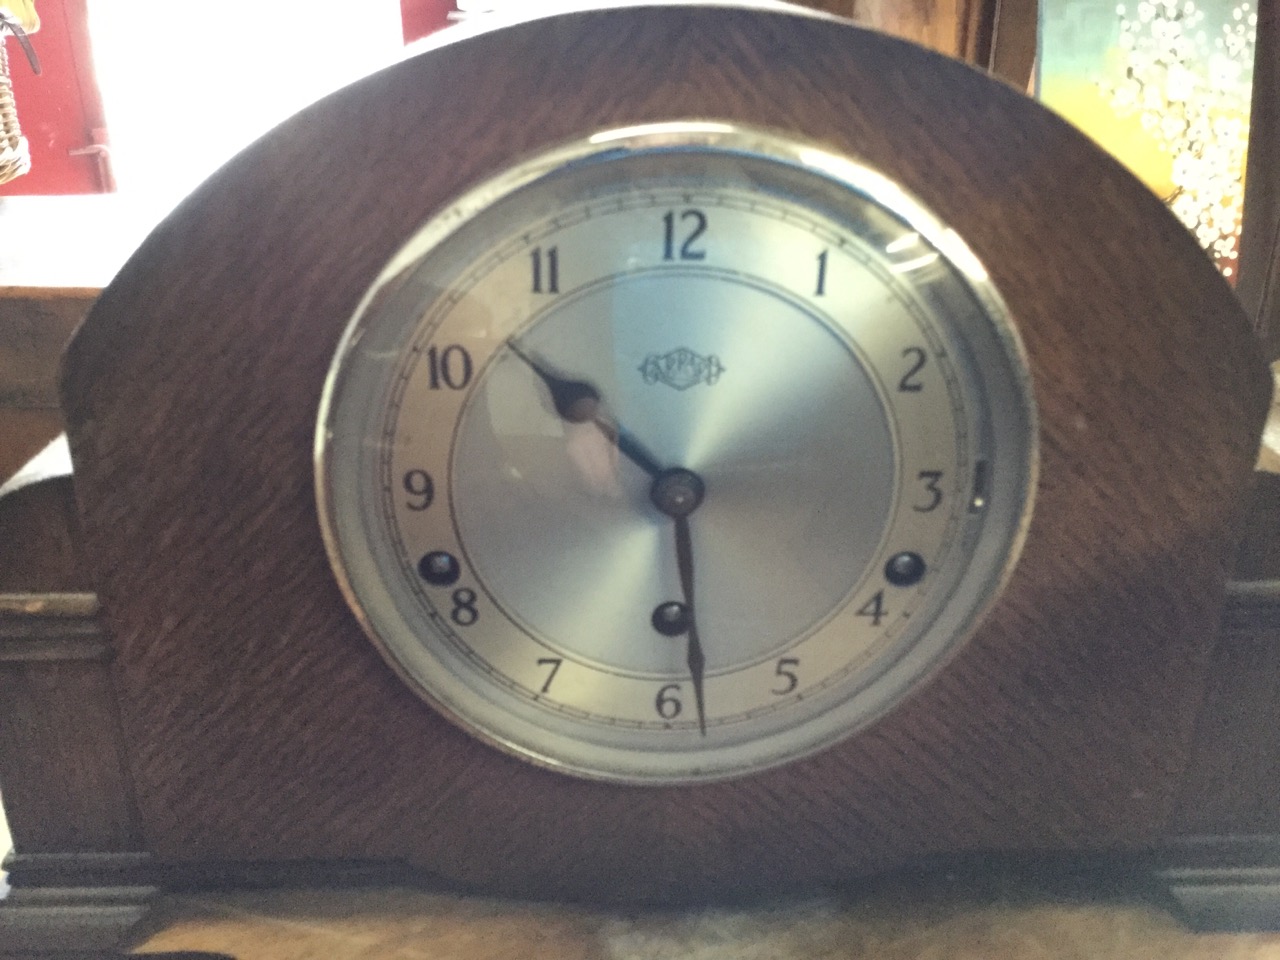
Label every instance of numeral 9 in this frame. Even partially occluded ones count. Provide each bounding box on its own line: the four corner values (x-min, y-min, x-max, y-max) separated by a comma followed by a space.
403, 469, 434, 511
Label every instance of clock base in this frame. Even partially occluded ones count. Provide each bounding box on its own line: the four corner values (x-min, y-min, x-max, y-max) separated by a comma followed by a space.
4, 841, 1280, 954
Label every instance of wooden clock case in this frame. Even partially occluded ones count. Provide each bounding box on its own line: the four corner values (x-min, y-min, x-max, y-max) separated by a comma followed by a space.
1, 0, 1277, 945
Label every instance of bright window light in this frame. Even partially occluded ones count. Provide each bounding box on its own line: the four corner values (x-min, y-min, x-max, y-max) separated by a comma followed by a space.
88, 1, 404, 210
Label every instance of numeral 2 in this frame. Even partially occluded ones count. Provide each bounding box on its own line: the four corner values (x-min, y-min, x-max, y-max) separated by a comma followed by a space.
899, 347, 927, 392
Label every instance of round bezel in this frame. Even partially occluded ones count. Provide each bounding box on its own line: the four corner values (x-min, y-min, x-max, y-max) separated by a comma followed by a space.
316, 121, 1038, 783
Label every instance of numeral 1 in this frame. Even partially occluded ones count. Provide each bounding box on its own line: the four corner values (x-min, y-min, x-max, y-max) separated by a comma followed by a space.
816, 249, 828, 296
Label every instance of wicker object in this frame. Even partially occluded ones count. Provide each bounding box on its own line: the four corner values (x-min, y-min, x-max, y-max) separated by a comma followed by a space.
0, 26, 31, 185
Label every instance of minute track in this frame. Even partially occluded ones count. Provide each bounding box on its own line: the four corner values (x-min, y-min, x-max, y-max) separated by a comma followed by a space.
321, 123, 1035, 782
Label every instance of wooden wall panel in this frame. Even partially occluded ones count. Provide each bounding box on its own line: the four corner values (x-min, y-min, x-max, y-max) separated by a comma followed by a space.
793, 0, 1037, 89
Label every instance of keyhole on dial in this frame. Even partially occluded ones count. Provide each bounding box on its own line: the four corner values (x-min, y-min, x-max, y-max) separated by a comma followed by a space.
652, 601, 691, 636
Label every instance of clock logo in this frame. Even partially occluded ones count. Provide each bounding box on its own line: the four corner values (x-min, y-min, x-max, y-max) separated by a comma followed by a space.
638, 347, 725, 390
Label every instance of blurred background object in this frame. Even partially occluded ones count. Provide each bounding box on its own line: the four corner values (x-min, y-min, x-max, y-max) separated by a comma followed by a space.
0, 2, 39, 187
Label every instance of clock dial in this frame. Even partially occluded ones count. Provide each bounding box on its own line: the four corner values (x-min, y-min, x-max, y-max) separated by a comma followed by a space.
317, 123, 1037, 782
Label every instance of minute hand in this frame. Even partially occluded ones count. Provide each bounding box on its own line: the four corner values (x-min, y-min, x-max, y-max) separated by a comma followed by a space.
673, 514, 707, 737
506, 339, 663, 478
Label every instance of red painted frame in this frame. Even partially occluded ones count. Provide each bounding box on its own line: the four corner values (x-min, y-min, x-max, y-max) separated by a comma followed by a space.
402, 0, 457, 43
0, 0, 108, 196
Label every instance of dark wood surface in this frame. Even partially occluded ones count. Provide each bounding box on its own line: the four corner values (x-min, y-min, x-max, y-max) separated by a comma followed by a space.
0, 655, 141, 854
1170, 474, 1280, 835
1237, 0, 1279, 358
0, 289, 93, 481
1172, 586, 1280, 835
798, 0, 1038, 87
50, 7, 1270, 902
0, 470, 143, 859
0, 471, 89, 594
0, 290, 96, 409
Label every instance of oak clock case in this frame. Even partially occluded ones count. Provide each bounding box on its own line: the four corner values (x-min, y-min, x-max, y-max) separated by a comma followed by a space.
317, 126, 1037, 783
15, 2, 1266, 904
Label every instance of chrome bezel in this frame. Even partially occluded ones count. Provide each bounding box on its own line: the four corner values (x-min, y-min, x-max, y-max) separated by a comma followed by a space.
316, 121, 1039, 783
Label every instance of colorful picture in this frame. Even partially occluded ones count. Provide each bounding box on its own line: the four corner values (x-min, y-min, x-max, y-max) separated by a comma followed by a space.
1039, 0, 1257, 276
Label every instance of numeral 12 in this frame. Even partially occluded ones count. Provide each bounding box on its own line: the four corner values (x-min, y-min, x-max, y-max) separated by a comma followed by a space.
662, 210, 707, 261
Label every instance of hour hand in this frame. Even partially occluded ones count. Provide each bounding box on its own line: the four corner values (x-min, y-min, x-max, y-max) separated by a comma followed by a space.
506, 340, 600, 423
506, 339, 663, 478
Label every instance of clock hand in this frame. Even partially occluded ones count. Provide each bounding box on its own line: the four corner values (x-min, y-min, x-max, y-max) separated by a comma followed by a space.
508, 337, 708, 733
673, 515, 707, 737
652, 468, 708, 737
506, 339, 663, 477
506, 339, 599, 423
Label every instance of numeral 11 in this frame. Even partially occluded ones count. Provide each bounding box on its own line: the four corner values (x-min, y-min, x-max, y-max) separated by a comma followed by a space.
531, 246, 559, 294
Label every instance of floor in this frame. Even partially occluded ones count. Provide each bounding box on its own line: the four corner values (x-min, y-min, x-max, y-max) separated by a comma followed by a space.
126, 885, 1280, 960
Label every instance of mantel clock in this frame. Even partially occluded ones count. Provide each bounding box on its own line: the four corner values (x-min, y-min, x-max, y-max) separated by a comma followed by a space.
0, 1, 1274, 947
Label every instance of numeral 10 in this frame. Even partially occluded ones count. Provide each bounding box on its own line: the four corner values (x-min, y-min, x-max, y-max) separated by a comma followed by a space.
427, 344, 473, 390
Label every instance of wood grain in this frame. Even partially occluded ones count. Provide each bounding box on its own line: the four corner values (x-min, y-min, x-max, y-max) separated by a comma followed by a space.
1237, 0, 1280, 358
1172, 585, 1280, 835
0, 466, 141, 857
850, 0, 963, 57
54, 7, 1270, 902
0, 657, 142, 853
0, 287, 96, 482
0, 473, 89, 594
793, 0, 1037, 79
986, 0, 1038, 89
0, 289, 96, 408
0, 407, 62, 485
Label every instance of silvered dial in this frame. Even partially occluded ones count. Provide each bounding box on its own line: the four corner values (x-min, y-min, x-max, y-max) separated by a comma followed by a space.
317, 123, 1037, 783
